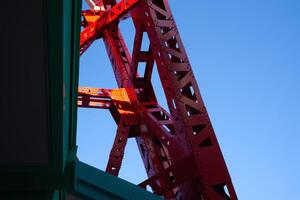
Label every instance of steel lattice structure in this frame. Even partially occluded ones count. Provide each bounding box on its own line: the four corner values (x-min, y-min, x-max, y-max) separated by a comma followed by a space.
78, 0, 237, 199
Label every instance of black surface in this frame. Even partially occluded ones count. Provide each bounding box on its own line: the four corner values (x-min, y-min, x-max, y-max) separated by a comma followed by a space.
0, 0, 49, 165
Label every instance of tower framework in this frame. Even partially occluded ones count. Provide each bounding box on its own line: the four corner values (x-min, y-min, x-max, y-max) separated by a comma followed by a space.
79, 1, 237, 199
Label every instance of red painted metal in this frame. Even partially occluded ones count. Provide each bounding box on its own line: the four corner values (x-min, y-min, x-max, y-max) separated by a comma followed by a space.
78, 87, 112, 109
80, 0, 141, 55
78, 1, 238, 199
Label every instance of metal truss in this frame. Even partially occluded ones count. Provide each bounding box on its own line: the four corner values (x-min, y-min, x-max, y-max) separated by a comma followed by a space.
78, 0, 237, 199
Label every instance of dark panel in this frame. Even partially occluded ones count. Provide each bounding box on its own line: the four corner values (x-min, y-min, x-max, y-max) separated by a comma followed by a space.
66, 192, 92, 200
0, 191, 55, 200
0, 0, 49, 164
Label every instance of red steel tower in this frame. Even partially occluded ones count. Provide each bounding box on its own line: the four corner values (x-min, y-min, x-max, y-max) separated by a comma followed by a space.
78, 0, 237, 199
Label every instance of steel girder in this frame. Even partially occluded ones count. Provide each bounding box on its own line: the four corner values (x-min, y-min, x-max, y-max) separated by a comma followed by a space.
79, 0, 237, 199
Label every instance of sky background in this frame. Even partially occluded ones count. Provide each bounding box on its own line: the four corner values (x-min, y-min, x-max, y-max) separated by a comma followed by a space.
77, 1, 300, 199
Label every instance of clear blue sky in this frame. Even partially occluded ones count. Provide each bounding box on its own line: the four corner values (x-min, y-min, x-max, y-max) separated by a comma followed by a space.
77, 1, 300, 199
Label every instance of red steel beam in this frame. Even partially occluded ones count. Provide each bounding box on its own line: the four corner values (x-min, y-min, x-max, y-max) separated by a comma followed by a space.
80, 0, 141, 53
106, 116, 131, 176
78, 87, 112, 109
130, 1, 237, 199
97, 2, 174, 196
79, 0, 237, 199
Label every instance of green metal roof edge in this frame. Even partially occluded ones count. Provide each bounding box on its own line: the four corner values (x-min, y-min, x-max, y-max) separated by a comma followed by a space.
42, 0, 82, 188
74, 161, 163, 200
68, 0, 82, 158
47, 0, 81, 177
49, 0, 82, 170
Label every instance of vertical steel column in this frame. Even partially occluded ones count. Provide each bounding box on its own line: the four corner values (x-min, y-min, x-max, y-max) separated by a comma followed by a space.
130, 1, 237, 199
100, 3, 174, 196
